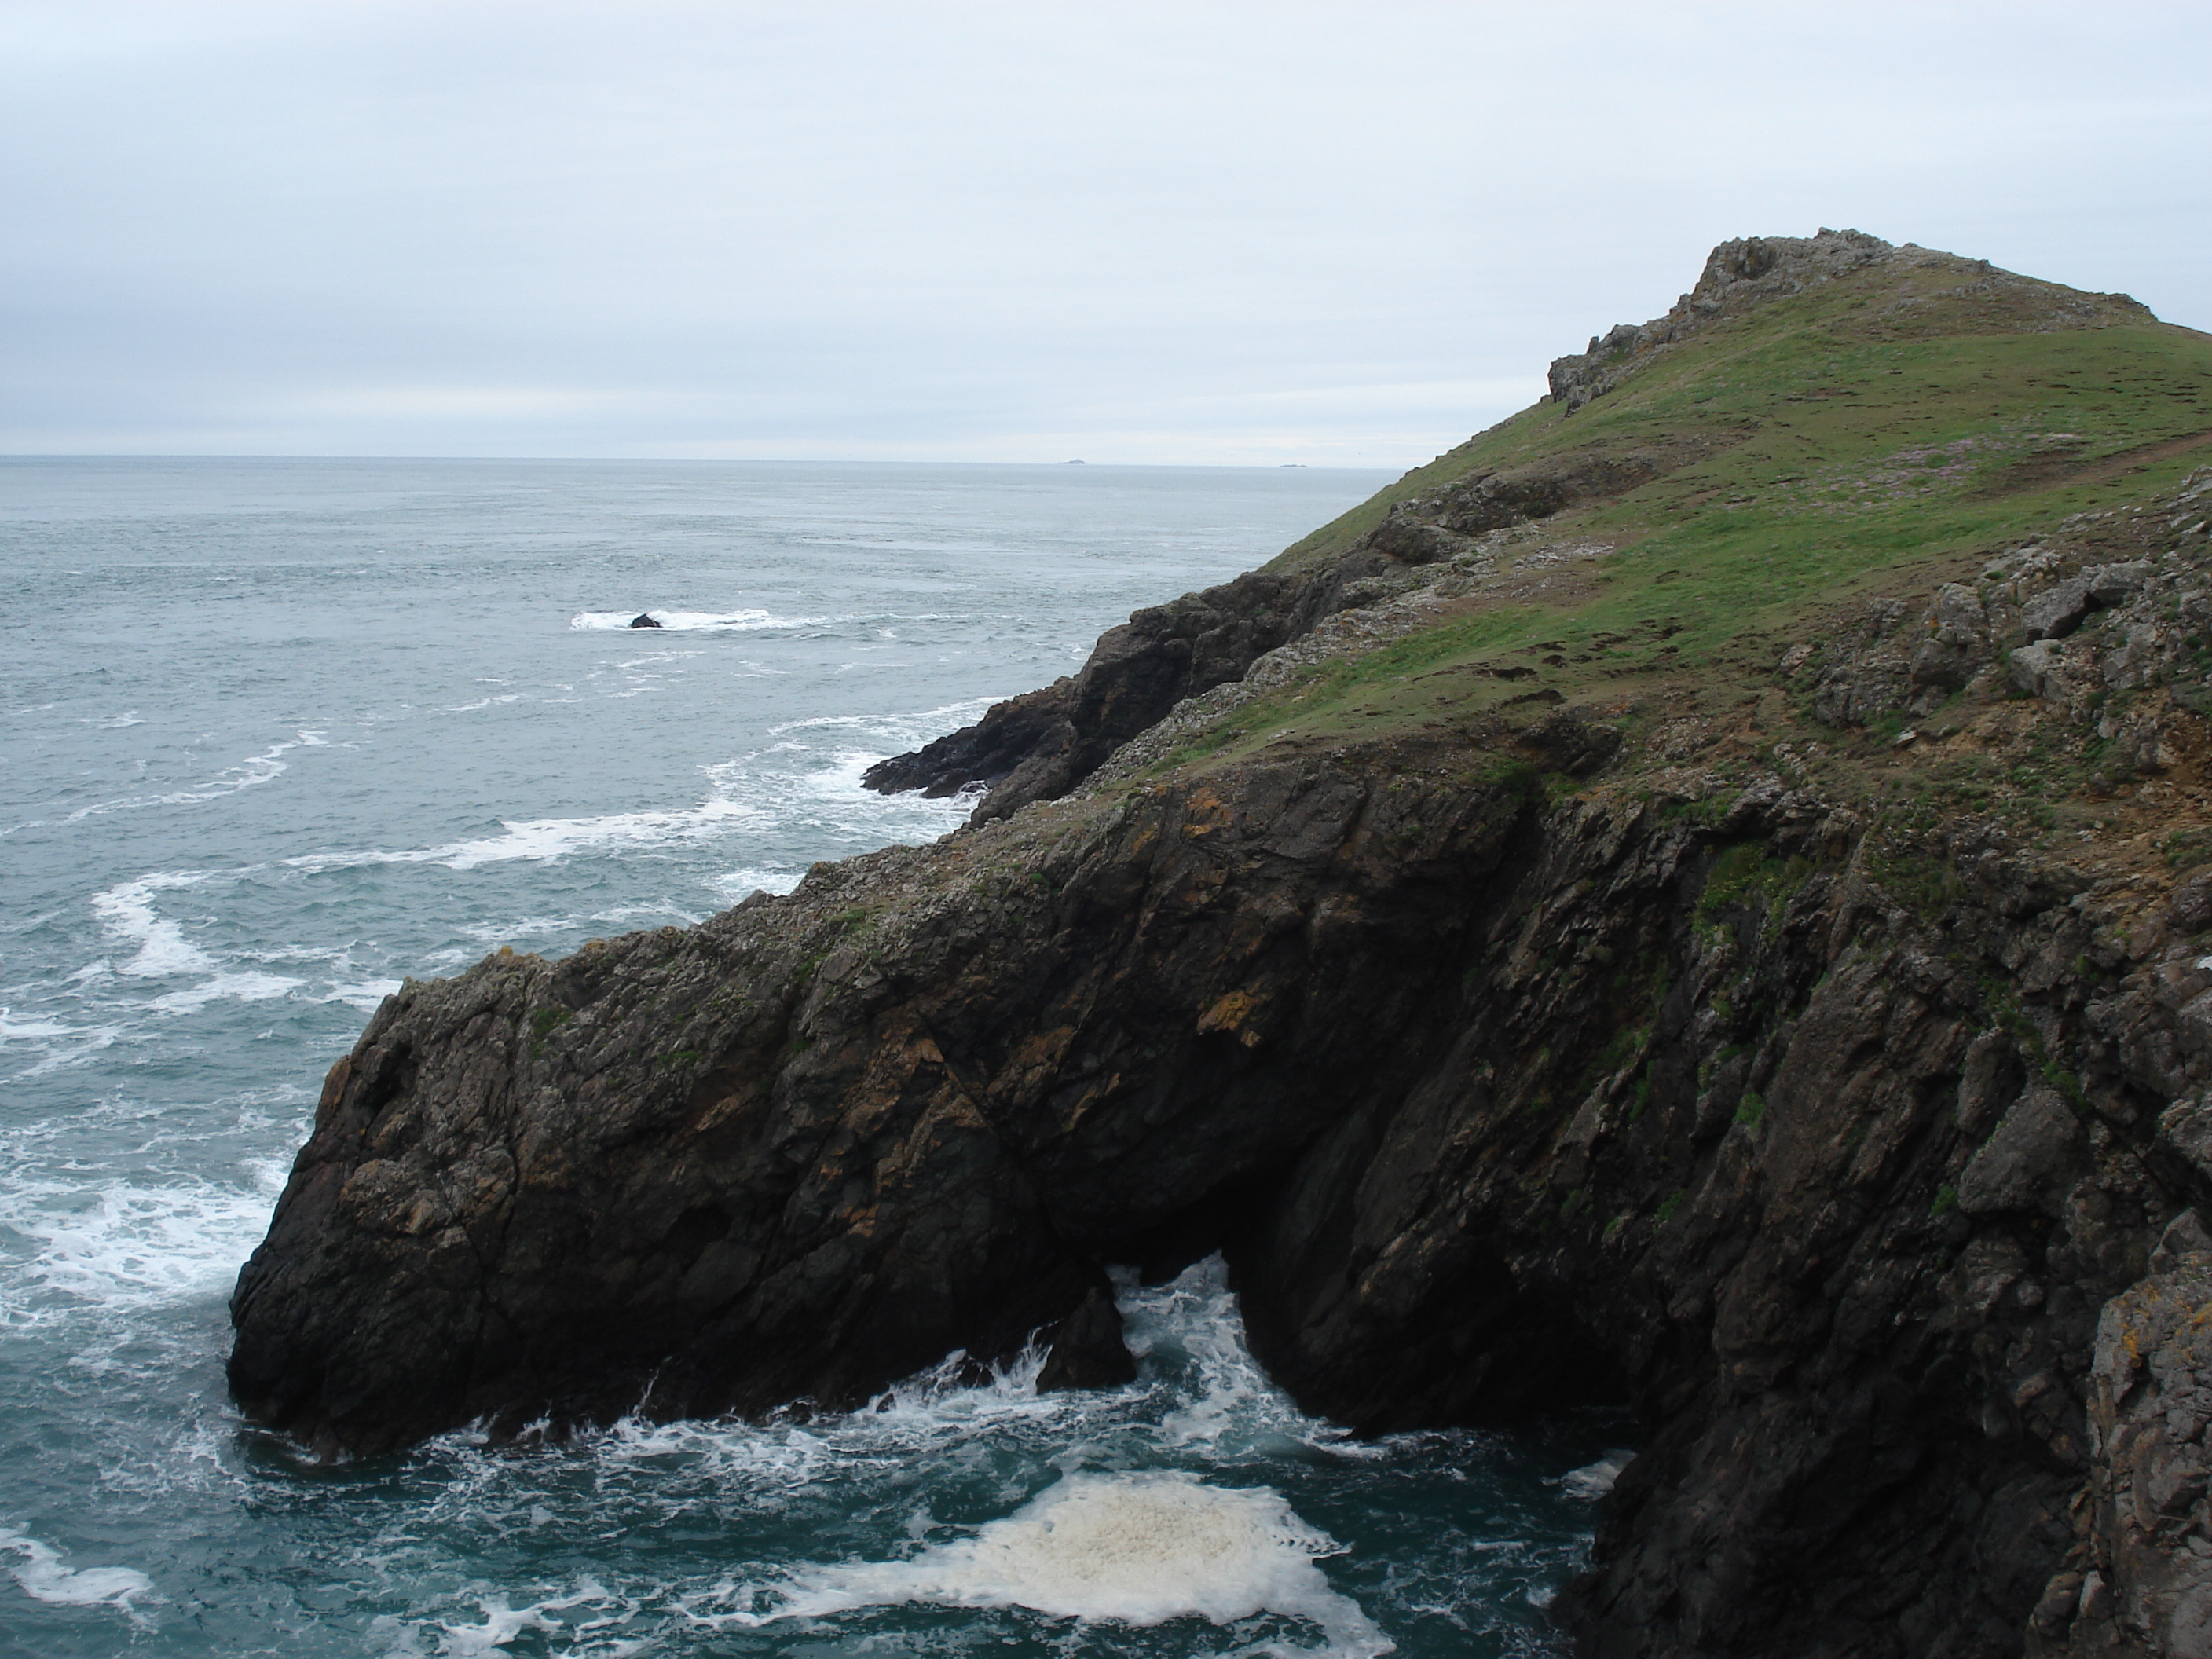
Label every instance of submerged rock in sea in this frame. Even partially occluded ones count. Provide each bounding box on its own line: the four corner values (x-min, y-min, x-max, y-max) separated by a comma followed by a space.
628, 613, 662, 628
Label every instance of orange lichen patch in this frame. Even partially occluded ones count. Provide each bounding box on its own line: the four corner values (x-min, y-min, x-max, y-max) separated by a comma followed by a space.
1197, 988, 1269, 1047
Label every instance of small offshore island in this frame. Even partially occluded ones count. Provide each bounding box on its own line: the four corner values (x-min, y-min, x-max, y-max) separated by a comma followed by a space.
229, 232, 2212, 1657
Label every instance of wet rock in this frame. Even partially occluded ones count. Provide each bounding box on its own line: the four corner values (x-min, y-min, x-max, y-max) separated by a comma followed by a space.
1035, 1281, 1138, 1392
1960, 1085, 2089, 1218
628, 613, 663, 628
231, 722, 2212, 1657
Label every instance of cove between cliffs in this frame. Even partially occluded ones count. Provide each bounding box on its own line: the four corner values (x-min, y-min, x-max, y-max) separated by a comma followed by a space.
230, 231, 2212, 1659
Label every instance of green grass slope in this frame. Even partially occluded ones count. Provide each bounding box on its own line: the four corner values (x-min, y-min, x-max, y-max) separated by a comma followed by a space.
1094, 241, 2212, 880
1156, 247, 2209, 748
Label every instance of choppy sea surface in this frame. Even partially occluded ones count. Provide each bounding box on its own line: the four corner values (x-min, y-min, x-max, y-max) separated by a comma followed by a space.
0, 458, 1624, 1658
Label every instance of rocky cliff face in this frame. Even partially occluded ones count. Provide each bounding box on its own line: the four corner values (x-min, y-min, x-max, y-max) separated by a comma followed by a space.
232, 237, 2212, 1657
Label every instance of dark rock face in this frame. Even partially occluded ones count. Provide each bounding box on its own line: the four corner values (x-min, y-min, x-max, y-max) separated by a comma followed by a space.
628, 613, 662, 628
861, 568, 1332, 819
232, 681, 2212, 1654
1035, 1283, 1138, 1393
229, 752, 1544, 1452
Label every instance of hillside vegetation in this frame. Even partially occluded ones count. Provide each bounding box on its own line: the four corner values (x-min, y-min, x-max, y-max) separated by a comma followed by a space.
1117, 235, 2212, 871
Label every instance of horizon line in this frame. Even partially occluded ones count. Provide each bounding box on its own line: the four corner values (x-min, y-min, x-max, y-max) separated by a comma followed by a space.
0, 452, 1400, 471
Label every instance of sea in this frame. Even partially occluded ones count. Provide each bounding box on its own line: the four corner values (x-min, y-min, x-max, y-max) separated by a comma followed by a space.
0, 458, 1626, 1659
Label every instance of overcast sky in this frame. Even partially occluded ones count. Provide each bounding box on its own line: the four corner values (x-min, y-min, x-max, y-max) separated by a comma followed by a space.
5, 1, 2207, 467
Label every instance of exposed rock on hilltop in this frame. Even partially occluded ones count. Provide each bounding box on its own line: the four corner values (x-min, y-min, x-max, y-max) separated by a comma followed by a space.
1549, 228, 1895, 412
233, 236, 2212, 1658
863, 229, 2170, 825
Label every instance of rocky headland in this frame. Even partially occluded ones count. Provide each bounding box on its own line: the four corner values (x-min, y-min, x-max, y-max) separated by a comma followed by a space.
232, 232, 2212, 1657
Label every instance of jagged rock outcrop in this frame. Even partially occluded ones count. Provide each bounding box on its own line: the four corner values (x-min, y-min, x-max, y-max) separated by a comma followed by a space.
862, 567, 1328, 819
2028, 1214, 2212, 1656
1789, 470, 2212, 783
1545, 229, 2152, 414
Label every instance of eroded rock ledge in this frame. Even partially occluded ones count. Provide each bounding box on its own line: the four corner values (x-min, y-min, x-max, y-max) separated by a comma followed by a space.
234, 683, 2212, 1657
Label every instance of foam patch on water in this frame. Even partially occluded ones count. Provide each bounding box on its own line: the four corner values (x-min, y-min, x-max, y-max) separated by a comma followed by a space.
287, 797, 769, 873
90, 873, 219, 978
0, 1166, 285, 1321
569, 609, 826, 632
1121, 1258, 1365, 1460
766, 696, 997, 752
282, 725, 980, 882
64, 731, 327, 823
439, 693, 529, 713
0, 1528, 155, 1609
147, 971, 302, 1015
1558, 1451, 1635, 1500
0, 1009, 126, 1078
313, 977, 405, 1013
750, 1471, 1390, 1654
84, 871, 310, 1016
706, 866, 804, 901
426, 1579, 635, 1657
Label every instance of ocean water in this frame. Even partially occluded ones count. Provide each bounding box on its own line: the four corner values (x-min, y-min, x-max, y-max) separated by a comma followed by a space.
0, 457, 1623, 1658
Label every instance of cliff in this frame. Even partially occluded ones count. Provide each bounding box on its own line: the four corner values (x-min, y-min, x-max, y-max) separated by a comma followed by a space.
231, 233, 2212, 1657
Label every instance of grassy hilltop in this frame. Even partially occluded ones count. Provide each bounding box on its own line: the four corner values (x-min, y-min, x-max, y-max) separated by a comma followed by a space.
1124, 236, 2212, 856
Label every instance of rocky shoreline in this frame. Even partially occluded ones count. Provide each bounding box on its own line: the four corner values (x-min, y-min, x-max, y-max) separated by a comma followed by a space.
230, 233, 2212, 1657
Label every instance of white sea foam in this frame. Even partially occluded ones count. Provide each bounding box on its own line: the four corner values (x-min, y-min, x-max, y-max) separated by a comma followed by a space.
429, 1579, 631, 1657
147, 971, 302, 1015
0, 1529, 155, 1609
90, 872, 219, 978
1123, 1258, 1359, 1459
0, 1011, 83, 1042
706, 866, 804, 902
439, 693, 528, 713
0, 1167, 284, 1321
288, 795, 771, 873
569, 609, 826, 632
313, 978, 405, 1013
284, 728, 974, 881
767, 695, 995, 747
0, 1009, 126, 1078
742, 1471, 1391, 1654
84, 871, 308, 1015
64, 730, 327, 822
1558, 1451, 1635, 1500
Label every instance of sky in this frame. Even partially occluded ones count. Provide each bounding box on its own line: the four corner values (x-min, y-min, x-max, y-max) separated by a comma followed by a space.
5, 1, 2209, 468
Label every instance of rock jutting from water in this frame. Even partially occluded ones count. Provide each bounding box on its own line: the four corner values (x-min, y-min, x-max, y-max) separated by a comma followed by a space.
232, 231, 2212, 1658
